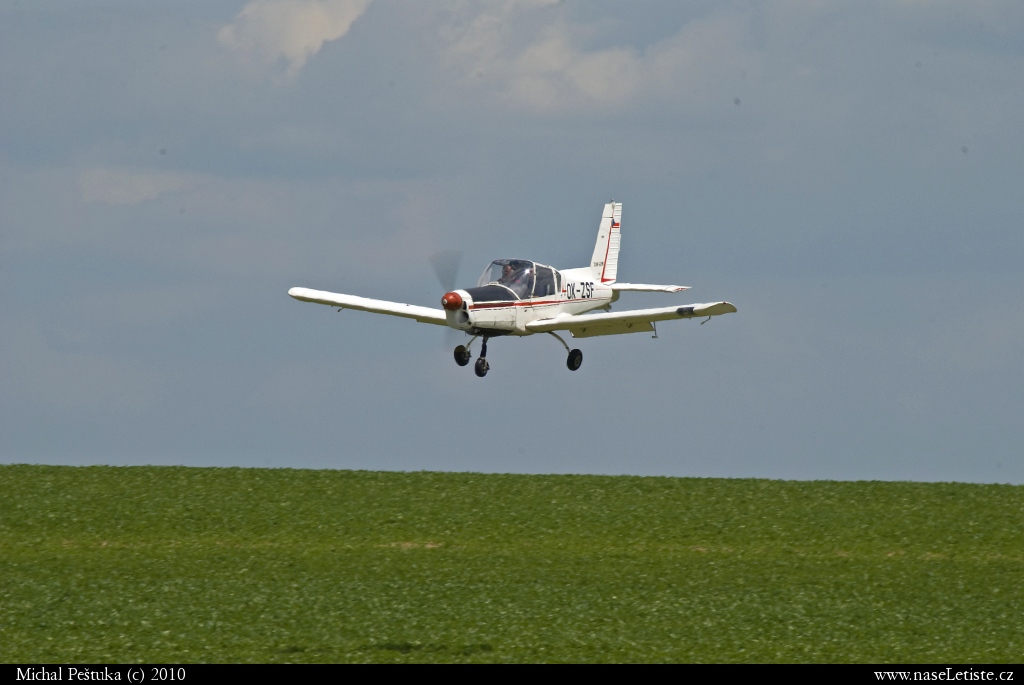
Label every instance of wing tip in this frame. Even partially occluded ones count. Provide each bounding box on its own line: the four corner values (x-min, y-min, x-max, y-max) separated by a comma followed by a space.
677, 301, 738, 317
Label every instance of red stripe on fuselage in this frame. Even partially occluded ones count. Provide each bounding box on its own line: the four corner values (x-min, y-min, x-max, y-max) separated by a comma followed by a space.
468, 298, 596, 310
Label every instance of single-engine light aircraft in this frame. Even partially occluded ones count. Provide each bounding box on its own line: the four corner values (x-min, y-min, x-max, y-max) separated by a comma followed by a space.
289, 202, 736, 377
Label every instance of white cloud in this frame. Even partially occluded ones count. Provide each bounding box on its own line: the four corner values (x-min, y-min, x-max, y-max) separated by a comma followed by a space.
438, 3, 758, 113
218, 0, 373, 77
79, 168, 199, 205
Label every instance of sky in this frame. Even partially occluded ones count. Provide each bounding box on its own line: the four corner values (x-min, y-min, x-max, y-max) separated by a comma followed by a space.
1, 0, 1022, 483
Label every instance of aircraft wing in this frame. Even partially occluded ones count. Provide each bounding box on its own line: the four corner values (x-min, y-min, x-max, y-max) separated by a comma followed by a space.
526, 301, 737, 338
611, 283, 690, 293
288, 287, 448, 326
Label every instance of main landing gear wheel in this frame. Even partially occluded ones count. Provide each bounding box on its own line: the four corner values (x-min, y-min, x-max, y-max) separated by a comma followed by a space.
474, 357, 490, 377
567, 348, 583, 371
453, 345, 471, 367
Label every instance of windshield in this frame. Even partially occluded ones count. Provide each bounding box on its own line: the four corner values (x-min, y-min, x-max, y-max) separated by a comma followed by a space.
477, 259, 535, 299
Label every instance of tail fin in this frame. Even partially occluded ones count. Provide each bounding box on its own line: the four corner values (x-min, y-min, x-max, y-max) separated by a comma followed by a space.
590, 201, 621, 283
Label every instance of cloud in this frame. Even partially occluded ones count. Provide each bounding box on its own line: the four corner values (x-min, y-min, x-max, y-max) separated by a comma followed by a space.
218, 0, 373, 77
438, 3, 759, 114
79, 168, 198, 205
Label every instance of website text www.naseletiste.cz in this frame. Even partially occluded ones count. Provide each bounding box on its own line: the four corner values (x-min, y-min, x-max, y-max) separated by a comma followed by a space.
875, 670, 1015, 682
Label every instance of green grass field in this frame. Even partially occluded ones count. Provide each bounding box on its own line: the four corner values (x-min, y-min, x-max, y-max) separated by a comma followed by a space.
1, 465, 1022, 663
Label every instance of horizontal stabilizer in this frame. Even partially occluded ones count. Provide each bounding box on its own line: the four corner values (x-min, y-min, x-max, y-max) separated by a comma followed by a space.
611, 283, 690, 293
288, 287, 447, 326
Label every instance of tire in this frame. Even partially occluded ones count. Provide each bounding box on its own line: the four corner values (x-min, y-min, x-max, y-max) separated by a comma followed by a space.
454, 345, 471, 366
567, 348, 583, 371
474, 357, 489, 377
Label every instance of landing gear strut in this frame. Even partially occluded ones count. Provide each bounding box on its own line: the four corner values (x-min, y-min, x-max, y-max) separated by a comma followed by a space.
548, 332, 583, 371
474, 337, 490, 377
457, 334, 579, 375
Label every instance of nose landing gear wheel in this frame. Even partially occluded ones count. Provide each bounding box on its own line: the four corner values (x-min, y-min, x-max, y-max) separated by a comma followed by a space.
454, 345, 471, 366
474, 357, 490, 377
567, 348, 583, 371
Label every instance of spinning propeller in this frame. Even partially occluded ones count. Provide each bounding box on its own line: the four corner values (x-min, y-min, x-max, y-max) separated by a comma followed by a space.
429, 249, 462, 294
430, 249, 465, 343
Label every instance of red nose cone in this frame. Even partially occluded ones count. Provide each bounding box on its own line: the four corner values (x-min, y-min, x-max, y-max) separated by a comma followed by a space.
441, 291, 463, 311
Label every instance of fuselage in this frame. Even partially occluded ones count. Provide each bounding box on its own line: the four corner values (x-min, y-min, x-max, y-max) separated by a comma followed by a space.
443, 261, 612, 336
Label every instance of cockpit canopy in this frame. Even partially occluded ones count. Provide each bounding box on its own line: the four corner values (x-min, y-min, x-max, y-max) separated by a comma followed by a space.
475, 259, 559, 301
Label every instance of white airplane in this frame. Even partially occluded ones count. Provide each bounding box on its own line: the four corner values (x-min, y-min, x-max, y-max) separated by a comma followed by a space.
289, 202, 736, 377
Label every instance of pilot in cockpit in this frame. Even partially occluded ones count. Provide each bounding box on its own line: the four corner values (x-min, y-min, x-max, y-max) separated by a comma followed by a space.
510, 267, 532, 294
499, 264, 515, 283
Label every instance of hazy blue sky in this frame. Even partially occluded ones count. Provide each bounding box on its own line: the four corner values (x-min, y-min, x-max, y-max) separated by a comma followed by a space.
2, 0, 1022, 483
